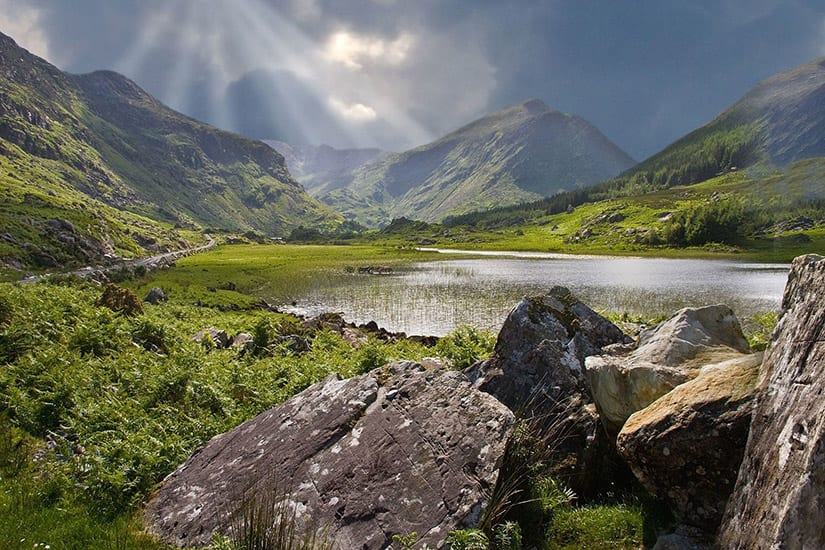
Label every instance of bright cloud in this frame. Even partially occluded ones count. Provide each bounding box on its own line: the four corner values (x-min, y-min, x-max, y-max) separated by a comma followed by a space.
0, 0, 49, 60
324, 30, 414, 70
329, 97, 379, 122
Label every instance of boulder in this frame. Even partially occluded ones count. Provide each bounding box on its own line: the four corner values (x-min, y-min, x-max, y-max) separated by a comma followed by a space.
191, 327, 229, 349
616, 353, 762, 531
229, 332, 253, 354
465, 287, 632, 495
145, 360, 514, 548
466, 287, 631, 410
144, 287, 167, 304
652, 525, 713, 550
719, 254, 825, 549
585, 305, 751, 435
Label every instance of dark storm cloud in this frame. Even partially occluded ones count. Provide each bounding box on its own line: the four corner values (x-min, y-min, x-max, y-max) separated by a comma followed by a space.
2, 0, 824, 158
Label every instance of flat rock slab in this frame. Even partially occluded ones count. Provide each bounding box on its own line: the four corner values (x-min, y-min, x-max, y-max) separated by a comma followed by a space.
719, 254, 825, 549
144, 361, 514, 548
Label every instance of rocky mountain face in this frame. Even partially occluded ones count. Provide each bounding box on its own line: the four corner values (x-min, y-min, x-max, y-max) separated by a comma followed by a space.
0, 32, 339, 271
306, 99, 635, 226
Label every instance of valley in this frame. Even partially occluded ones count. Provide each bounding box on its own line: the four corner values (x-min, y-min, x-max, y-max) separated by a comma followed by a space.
1, 13, 825, 550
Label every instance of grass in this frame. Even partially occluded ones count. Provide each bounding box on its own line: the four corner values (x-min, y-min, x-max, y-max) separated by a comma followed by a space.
0, 279, 445, 544
126, 243, 455, 307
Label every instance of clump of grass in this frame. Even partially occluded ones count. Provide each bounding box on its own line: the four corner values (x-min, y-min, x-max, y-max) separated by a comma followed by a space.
546, 503, 644, 549
433, 325, 496, 370
745, 310, 778, 352
227, 492, 332, 550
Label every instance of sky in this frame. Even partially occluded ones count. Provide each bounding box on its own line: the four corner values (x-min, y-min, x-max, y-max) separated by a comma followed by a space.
2, 0, 825, 160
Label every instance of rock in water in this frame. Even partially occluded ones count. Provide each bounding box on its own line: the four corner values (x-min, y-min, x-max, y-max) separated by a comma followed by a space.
585, 305, 751, 435
465, 287, 631, 495
617, 353, 762, 531
144, 361, 514, 548
719, 254, 825, 549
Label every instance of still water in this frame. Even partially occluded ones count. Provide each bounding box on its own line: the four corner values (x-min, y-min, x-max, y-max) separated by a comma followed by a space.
281, 250, 789, 337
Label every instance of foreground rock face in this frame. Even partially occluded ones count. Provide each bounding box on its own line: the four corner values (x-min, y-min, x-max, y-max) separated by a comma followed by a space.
145, 361, 514, 548
585, 305, 751, 435
719, 254, 825, 549
467, 287, 631, 411
617, 353, 762, 531
465, 287, 632, 495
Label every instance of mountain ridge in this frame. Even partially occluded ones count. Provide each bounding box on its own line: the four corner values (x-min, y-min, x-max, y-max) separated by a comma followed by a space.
306, 98, 635, 226
0, 31, 340, 270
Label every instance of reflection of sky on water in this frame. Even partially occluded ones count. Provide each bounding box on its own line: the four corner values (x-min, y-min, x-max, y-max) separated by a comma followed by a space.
278, 256, 790, 337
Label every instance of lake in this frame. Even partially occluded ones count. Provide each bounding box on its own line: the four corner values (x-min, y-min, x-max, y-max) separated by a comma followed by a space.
280, 250, 790, 336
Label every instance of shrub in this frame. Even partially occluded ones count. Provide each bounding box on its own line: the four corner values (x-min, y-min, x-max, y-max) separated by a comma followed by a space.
434, 325, 496, 370
96, 284, 144, 316
546, 504, 644, 549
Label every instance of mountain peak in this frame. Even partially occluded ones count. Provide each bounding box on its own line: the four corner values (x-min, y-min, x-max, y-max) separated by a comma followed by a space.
519, 98, 554, 114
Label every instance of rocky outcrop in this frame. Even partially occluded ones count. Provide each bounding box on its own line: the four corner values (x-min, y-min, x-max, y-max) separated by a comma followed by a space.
585, 305, 751, 435
465, 287, 632, 495
144, 287, 167, 304
617, 353, 762, 531
467, 287, 631, 410
719, 254, 825, 549
145, 360, 514, 548
190, 327, 229, 349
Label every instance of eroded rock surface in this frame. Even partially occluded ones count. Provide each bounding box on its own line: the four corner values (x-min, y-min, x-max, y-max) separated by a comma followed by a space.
465, 287, 632, 495
585, 305, 751, 435
617, 353, 761, 531
719, 254, 825, 549
466, 287, 631, 410
145, 360, 514, 548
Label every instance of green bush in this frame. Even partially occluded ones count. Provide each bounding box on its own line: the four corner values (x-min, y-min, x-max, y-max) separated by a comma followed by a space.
434, 325, 496, 370
546, 504, 644, 549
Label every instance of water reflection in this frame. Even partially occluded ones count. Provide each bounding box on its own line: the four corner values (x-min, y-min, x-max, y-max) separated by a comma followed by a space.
277, 255, 789, 337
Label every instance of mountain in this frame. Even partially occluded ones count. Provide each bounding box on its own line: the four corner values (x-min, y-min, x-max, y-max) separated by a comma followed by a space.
609, 57, 825, 193
265, 141, 385, 193
0, 31, 339, 271
441, 57, 825, 243
308, 99, 635, 226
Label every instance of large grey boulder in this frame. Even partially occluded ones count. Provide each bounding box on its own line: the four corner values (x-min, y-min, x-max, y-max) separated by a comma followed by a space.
585, 305, 751, 435
465, 287, 632, 495
719, 254, 825, 549
466, 287, 631, 411
616, 353, 762, 531
145, 360, 514, 548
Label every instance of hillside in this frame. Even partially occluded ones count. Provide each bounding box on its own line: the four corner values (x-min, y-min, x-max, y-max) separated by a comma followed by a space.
441, 57, 825, 234
605, 56, 825, 194
311, 99, 635, 226
0, 32, 339, 272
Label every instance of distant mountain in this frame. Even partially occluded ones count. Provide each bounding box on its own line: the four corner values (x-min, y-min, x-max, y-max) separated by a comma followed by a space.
612, 57, 825, 191
308, 99, 635, 225
265, 141, 385, 193
0, 31, 339, 270
443, 57, 825, 233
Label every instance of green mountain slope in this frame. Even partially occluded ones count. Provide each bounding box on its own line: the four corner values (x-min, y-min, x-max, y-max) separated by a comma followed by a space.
312, 99, 635, 226
0, 32, 339, 272
607, 56, 825, 194
443, 57, 825, 232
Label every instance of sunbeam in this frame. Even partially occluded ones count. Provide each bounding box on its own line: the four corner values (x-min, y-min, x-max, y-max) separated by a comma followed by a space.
110, 0, 437, 149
